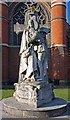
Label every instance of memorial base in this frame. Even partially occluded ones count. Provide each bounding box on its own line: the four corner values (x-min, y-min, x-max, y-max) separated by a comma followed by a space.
3, 97, 68, 118
2, 80, 68, 118
13, 80, 54, 107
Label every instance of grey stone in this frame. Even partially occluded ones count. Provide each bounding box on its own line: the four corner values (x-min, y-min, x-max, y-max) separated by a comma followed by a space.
18, 11, 49, 83
2, 97, 68, 118
14, 10, 53, 108
13, 81, 54, 108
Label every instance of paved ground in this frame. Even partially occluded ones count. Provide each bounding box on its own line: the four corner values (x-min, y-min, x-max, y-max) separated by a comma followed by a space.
0, 101, 70, 119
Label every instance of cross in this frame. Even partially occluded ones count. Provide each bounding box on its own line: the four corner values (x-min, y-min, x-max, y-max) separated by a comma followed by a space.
14, 22, 26, 35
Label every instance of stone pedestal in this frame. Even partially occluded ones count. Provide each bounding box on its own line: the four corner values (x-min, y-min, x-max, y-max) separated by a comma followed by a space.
2, 80, 68, 118
13, 80, 54, 108
2, 97, 68, 118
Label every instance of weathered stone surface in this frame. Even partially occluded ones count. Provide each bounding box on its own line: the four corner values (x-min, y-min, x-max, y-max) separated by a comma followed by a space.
2, 97, 68, 118
13, 9, 54, 109
13, 81, 54, 107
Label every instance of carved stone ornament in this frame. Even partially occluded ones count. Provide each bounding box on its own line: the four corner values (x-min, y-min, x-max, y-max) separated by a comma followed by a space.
13, 2, 54, 108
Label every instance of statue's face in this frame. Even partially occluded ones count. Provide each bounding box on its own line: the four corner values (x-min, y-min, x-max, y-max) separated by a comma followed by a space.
28, 15, 34, 28
28, 14, 38, 30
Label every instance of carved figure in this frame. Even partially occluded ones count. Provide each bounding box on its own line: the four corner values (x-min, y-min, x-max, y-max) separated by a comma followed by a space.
19, 12, 50, 82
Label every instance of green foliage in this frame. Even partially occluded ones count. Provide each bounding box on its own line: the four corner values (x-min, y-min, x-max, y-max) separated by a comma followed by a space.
0, 87, 70, 102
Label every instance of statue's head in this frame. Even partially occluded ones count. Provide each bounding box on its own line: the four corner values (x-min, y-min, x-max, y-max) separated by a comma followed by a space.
28, 14, 39, 30
25, 9, 39, 30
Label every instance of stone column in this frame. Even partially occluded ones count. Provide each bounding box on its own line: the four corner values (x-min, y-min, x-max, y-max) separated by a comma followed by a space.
51, 0, 68, 85
0, 2, 8, 84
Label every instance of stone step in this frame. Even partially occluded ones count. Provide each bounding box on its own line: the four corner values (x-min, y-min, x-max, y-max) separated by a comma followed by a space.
2, 97, 68, 118
0, 100, 70, 119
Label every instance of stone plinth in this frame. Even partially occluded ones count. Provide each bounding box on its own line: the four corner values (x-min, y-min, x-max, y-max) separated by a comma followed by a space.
13, 80, 54, 108
3, 97, 68, 118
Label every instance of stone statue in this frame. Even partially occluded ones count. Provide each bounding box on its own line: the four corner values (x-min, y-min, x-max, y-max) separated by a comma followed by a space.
18, 12, 50, 82
18, 14, 39, 82
14, 12, 54, 108
18, 29, 38, 82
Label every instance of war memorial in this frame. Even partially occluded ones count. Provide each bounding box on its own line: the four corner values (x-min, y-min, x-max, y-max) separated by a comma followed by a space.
1, 1, 69, 118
